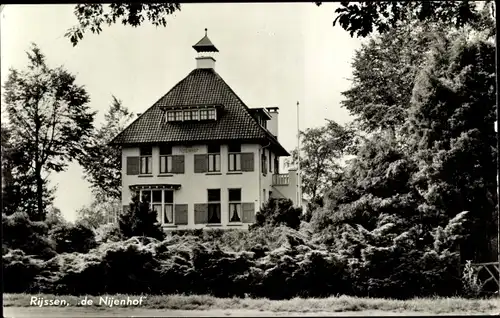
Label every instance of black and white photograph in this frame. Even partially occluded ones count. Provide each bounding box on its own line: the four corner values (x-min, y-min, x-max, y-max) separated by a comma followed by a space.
1, 1, 499, 317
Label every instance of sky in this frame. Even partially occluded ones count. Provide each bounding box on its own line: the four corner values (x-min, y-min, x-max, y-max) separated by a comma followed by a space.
1, 3, 362, 222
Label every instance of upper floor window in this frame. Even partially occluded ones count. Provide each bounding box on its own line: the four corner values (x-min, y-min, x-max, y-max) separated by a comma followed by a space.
183, 110, 192, 121
191, 109, 199, 121
260, 117, 267, 129
228, 143, 242, 171
174, 111, 183, 121
207, 144, 221, 172
139, 147, 152, 174
274, 156, 279, 174
269, 151, 272, 173
167, 112, 175, 121
261, 150, 267, 175
159, 145, 173, 174
200, 110, 208, 120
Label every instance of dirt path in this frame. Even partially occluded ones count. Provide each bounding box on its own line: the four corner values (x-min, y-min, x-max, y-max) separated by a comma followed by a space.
3, 307, 494, 317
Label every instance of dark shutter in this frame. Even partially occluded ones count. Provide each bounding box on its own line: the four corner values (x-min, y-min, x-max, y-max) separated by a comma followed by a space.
171, 155, 185, 174
175, 204, 188, 225
194, 204, 208, 224
242, 202, 255, 223
194, 154, 208, 173
126, 157, 140, 175
240, 153, 254, 172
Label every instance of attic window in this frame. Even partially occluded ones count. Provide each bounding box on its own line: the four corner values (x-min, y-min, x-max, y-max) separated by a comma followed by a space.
166, 108, 217, 122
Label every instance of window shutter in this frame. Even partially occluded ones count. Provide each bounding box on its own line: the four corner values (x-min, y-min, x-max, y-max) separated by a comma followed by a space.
194, 154, 208, 173
126, 157, 140, 175
194, 203, 208, 224
171, 155, 185, 174
175, 204, 188, 225
242, 202, 255, 223
240, 153, 254, 172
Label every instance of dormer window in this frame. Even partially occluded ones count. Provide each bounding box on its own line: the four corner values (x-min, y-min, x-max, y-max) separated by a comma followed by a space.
165, 107, 219, 122
208, 109, 216, 120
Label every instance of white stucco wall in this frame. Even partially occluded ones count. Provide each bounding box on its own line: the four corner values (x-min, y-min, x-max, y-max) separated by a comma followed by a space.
122, 143, 263, 230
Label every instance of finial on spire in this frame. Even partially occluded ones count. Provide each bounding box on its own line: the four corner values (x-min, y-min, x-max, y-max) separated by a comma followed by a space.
192, 28, 219, 53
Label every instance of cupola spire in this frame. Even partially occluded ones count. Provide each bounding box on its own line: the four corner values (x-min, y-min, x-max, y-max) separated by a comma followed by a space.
193, 28, 218, 69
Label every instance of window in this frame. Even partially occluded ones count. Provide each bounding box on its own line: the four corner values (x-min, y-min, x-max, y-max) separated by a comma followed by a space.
269, 152, 272, 173
228, 189, 241, 223
263, 189, 266, 203
274, 156, 279, 174
159, 145, 173, 174
200, 110, 208, 120
174, 111, 183, 121
261, 151, 267, 174
140, 189, 174, 224
207, 189, 221, 224
183, 110, 192, 121
208, 109, 216, 120
228, 143, 242, 171
261, 118, 267, 129
191, 110, 199, 121
207, 144, 221, 172
166, 111, 175, 122
140, 147, 152, 174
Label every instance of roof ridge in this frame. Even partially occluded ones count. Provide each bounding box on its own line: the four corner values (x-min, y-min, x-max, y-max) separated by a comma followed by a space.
111, 69, 198, 144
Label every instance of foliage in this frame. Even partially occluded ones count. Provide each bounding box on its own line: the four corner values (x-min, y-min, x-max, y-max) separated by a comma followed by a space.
252, 198, 302, 230
311, 131, 420, 234
406, 29, 496, 261
2, 212, 56, 259
118, 194, 165, 240
44, 206, 67, 229
287, 120, 356, 201
94, 223, 123, 244
3, 249, 44, 293
3, 44, 95, 220
49, 221, 97, 254
78, 96, 135, 200
1, 123, 55, 217
77, 195, 121, 229
66, 3, 181, 46
320, 1, 483, 38
461, 260, 485, 298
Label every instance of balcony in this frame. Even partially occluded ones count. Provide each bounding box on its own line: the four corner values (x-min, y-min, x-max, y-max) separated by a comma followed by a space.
272, 173, 289, 186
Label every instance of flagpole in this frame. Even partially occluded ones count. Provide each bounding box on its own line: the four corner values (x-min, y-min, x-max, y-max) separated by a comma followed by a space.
297, 101, 301, 209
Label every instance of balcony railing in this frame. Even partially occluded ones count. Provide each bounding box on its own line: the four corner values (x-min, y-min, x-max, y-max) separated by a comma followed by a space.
272, 173, 289, 186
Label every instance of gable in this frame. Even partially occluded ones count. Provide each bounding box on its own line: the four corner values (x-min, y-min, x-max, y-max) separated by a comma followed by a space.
111, 68, 289, 156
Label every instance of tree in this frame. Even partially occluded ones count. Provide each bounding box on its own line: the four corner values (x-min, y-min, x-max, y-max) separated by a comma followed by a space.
3, 44, 95, 220
252, 198, 302, 230
78, 96, 135, 200
66, 3, 181, 46
118, 194, 165, 240
406, 29, 496, 261
319, 1, 484, 38
286, 120, 356, 204
77, 195, 121, 229
1, 123, 54, 216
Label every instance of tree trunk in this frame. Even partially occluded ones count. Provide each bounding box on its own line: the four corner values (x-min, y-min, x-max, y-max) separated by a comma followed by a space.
35, 163, 44, 221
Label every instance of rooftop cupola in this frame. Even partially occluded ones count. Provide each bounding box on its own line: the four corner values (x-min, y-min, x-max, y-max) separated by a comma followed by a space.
193, 28, 218, 69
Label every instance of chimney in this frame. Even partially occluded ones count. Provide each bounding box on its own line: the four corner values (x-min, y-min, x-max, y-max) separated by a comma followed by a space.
192, 28, 219, 70
266, 107, 279, 139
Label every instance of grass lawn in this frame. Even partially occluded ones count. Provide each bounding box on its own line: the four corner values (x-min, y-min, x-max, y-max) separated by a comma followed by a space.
3, 293, 500, 315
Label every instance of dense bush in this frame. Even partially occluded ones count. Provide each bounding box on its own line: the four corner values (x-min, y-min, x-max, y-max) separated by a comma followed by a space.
119, 195, 165, 240
3, 249, 43, 293
49, 221, 97, 254
2, 212, 56, 259
252, 198, 302, 230
95, 223, 123, 243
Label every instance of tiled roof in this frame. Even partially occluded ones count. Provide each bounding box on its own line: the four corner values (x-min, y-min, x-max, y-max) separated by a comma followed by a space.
111, 68, 290, 156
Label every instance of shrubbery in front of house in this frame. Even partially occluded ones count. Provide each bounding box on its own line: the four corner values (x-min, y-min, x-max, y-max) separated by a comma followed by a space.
49, 221, 98, 254
118, 195, 165, 241
252, 198, 302, 230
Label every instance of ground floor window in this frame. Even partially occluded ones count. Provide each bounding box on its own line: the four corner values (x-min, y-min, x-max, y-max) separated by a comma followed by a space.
228, 188, 241, 223
207, 189, 221, 223
140, 189, 174, 224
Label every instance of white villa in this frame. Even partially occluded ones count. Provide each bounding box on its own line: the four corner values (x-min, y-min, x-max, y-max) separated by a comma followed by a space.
111, 30, 301, 230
